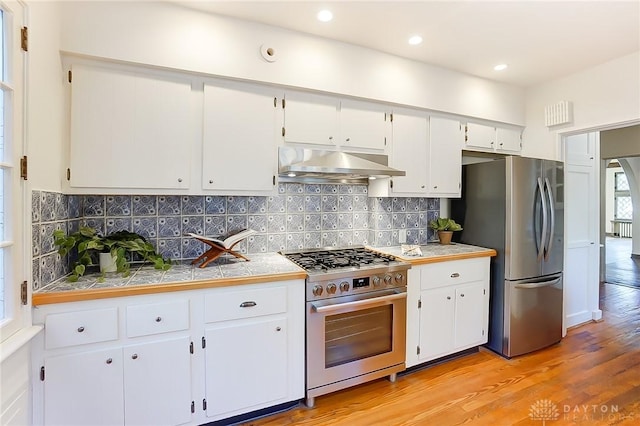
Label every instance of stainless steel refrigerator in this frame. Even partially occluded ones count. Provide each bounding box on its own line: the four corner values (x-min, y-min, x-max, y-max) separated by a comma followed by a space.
451, 156, 563, 358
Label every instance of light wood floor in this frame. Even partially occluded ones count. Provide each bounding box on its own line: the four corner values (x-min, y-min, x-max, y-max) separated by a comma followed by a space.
244, 283, 640, 426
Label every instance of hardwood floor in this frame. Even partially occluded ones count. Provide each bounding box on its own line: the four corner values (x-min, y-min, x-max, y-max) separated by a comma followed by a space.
606, 237, 640, 288
244, 283, 640, 426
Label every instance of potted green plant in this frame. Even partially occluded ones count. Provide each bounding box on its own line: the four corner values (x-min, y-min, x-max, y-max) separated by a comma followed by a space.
428, 218, 463, 245
53, 226, 171, 281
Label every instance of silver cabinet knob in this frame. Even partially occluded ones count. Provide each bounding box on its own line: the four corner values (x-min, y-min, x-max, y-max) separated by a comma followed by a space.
345, 137, 350, 142
460, 293, 465, 298
178, 178, 183, 183
329, 136, 333, 140
77, 326, 85, 333
421, 185, 425, 189
131, 354, 138, 360
276, 327, 282, 332
155, 316, 162, 322
446, 296, 452, 300
433, 186, 438, 189
106, 358, 113, 364
209, 180, 213, 184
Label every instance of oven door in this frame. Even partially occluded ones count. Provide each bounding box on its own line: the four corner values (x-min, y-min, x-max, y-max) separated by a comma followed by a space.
306, 288, 407, 390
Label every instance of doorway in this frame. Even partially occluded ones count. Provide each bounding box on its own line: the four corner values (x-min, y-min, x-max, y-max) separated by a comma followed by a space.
603, 158, 639, 288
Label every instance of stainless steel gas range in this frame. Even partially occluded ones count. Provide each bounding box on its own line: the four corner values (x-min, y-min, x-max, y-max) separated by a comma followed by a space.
281, 246, 410, 408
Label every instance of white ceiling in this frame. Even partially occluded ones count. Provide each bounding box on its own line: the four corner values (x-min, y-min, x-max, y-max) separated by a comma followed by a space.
178, 0, 640, 88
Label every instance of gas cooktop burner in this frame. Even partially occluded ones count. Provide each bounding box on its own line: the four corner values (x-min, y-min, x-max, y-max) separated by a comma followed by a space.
282, 246, 397, 272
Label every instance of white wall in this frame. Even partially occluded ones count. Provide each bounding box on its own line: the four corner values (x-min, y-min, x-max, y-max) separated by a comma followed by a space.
524, 51, 640, 161
58, 1, 524, 123
619, 158, 640, 256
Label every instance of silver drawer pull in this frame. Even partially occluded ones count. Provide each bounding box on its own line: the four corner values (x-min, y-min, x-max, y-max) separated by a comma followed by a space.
106, 358, 113, 365
155, 316, 162, 322
77, 326, 85, 333
240, 301, 257, 308
450, 273, 460, 278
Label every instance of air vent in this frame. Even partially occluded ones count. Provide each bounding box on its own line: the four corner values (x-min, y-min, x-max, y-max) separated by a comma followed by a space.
544, 101, 572, 127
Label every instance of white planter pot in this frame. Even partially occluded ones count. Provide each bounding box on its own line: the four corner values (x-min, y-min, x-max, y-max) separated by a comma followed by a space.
99, 252, 117, 273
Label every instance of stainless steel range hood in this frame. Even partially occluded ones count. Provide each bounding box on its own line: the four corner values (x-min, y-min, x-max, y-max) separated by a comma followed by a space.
278, 147, 405, 184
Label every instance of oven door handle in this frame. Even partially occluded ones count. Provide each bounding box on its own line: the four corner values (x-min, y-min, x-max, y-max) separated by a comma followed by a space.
311, 292, 406, 313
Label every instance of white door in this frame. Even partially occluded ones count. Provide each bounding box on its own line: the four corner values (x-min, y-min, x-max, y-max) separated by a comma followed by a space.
44, 349, 124, 426
390, 112, 428, 194
465, 123, 496, 150
453, 282, 485, 348
496, 128, 522, 153
428, 116, 463, 197
339, 100, 388, 150
69, 64, 193, 189
418, 287, 454, 361
205, 318, 288, 418
123, 337, 192, 426
564, 132, 601, 329
202, 82, 279, 192
282, 92, 338, 146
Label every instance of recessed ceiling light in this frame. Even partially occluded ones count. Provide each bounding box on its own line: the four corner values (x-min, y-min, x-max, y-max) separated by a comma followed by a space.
408, 35, 423, 45
494, 64, 508, 71
317, 10, 333, 22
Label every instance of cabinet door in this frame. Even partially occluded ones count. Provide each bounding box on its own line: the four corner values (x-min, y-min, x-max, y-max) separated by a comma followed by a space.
340, 100, 389, 150
453, 282, 486, 349
390, 112, 428, 194
465, 123, 496, 150
123, 337, 192, 426
282, 92, 339, 146
496, 127, 522, 152
428, 117, 463, 197
205, 318, 287, 418
69, 64, 192, 189
418, 287, 455, 361
203, 83, 279, 192
44, 348, 124, 426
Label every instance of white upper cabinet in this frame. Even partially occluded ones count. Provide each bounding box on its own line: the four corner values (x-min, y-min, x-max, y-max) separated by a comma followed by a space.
389, 112, 428, 194
282, 92, 389, 151
282, 92, 339, 146
202, 82, 279, 193
69, 63, 193, 190
496, 127, 522, 152
339, 100, 389, 151
464, 122, 496, 150
427, 116, 463, 197
464, 122, 522, 154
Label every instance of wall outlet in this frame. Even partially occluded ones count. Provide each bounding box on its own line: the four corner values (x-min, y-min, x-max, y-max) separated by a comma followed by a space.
399, 229, 407, 244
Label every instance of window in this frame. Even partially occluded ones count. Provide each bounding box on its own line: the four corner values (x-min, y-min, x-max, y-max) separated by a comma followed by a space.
614, 171, 632, 220
0, 1, 25, 340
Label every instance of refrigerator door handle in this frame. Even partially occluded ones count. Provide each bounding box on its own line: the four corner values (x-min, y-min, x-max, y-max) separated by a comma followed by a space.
514, 277, 562, 289
544, 177, 555, 261
537, 177, 548, 262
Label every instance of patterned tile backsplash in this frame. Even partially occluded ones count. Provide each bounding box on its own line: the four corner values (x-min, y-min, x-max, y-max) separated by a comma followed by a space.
32, 185, 439, 290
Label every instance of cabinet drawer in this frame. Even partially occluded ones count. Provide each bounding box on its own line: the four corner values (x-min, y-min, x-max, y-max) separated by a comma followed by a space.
205, 286, 287, 323
420, 258, 487, 290
126, 300, 190, 338
45, 308, 118, 349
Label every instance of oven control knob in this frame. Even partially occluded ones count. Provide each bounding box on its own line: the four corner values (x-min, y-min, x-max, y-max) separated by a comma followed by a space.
372, 276, 381, 287
312, 285, 324, 297
327, 283, 337, 294
339, 281, 350, 292
395, 273, 404, 284
384, 275, 392, 284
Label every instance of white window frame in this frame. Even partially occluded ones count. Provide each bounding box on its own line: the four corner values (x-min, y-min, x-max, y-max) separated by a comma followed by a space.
614, 171, 632, 221
0, 0, 27, 343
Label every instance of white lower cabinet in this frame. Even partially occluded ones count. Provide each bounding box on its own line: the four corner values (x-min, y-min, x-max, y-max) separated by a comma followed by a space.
202, 282, 304, 422
204, 318, 288, 417
33, 280, 305, 426
406, 257, 490, 368
123, 338, 192, 426
44, 348, 124, 426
